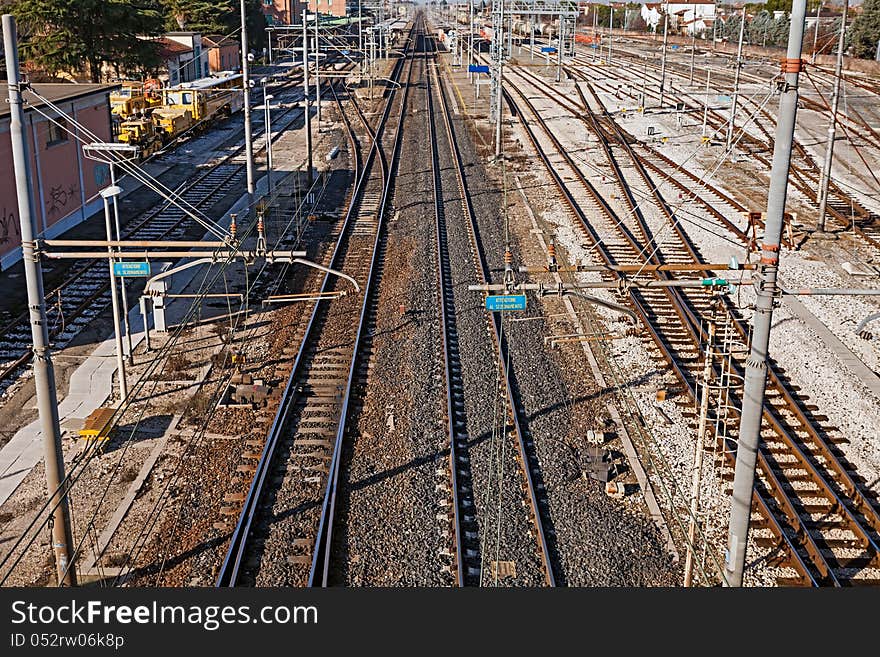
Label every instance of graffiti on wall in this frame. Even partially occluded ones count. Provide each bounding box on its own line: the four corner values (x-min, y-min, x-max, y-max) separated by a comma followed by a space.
47, 184, 79, 216
0, 206, 21, 245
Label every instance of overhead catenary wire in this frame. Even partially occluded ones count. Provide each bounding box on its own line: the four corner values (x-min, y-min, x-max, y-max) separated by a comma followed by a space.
22, 90, 230, 240
1, 45, 349, 583
1, 147, 326, 584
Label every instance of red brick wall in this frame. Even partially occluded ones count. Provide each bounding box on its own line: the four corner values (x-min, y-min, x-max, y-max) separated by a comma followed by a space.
309, 0, 347, 19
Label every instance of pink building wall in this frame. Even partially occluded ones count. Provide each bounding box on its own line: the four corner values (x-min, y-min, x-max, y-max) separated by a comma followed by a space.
0, 90, 113, 269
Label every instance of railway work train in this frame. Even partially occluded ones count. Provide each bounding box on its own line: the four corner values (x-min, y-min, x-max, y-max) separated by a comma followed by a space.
109, 79, 163, 119
115, 72, 244, 158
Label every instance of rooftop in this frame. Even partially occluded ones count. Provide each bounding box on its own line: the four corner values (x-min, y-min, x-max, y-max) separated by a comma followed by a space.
203, 34, 240, 48
156, 38, 194, 58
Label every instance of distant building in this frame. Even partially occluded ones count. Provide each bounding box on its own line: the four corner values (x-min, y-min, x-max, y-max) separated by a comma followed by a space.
159, 32, 209, 85
804, 9, 843, 32
641, 2, 716, 34
309, 0, 347, 19
262, 0, 304, 25
203, 35, 241, 73
0, 84, 116, 270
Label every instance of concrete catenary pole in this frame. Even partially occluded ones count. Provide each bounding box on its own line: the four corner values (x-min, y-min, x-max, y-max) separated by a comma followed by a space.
556, 14, 563, 82
811, 0, 822, 64
109, 163, 133, 365
593, 3, 599, 62
3, 14, 77, 587
684, 315, 716, 587
315, 13, 322, 127
689, 10, 696, 85
726, 6, 746, 151
303, 10, 314, 185
100, 186, 128, 403
240, 0, 255, 200
659, 2, 669, 106
608, 6, 614, 65
495, 0, 505, 159
815, 0, 848, 233
724, 0, 808, 588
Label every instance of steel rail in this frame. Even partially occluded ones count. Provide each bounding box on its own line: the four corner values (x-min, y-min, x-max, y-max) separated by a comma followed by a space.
214, 78, 366, 587
308, 23, 418, 588
568, 51, 880, 249
0, 74, 317, 388
424, 34, 466, 587
581, 83, 880, 579
510, 65, 880, 584
502, 73, 821, 586
214, 48, 408, 586
433, 38, 557, 587
579, 80, 880, 554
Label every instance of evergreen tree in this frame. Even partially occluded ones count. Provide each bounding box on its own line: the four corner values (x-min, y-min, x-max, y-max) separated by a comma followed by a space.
769, 13, 791, 46
162, 0, 236, 33
849, 0, 880, 59
10, 0, 165, 81
161, 0, 265, 53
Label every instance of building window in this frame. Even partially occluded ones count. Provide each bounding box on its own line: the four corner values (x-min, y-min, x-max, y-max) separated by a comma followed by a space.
46, 118, 68, 147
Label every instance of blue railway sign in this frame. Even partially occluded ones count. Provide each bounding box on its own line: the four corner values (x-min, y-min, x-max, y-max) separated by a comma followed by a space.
469, 64, 489, 73
113, 261, 151, 277
485, 294, 527, 312
540, 46, 556, 53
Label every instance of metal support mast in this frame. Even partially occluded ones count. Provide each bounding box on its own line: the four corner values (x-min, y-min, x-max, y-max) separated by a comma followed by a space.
490, 0, 506, 159
315, 14, 322, 128
240, 0, 255, 200
556, 15, 564, 82
815, 0, 848, 233
724, 0, 808, 588
684, 311, 716, 587
469, 0, 475, 78
3, 14, 77, 587
608, 5, 614, 65
109, 163, 133, 364
100, 186, 128, 403
689, 13, 696, 85
659, 2, 669, 106
726, 6, 746, 151
303, 10, 314, 185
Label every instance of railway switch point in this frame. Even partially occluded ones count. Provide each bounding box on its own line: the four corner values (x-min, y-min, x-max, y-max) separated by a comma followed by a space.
2, 7, 879, 591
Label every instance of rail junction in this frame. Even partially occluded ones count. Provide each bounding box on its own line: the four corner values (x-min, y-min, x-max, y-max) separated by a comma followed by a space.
1, 2, 879, 588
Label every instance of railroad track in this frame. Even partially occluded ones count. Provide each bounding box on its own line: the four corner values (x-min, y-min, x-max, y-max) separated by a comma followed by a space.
505, 62, 758, 246
215, 22, 415, 588
428, 35, 556, 586
0, 80, 312, 396
562, 47, 880, 249
503, 65, 880, 585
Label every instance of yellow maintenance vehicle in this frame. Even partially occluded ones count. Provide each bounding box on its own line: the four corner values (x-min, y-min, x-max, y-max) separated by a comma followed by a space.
109, 79, 162, 120
151, 72, 244, 140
